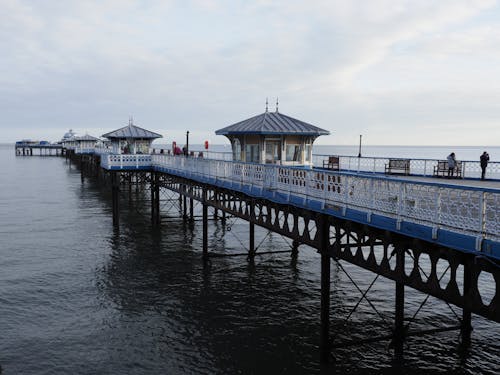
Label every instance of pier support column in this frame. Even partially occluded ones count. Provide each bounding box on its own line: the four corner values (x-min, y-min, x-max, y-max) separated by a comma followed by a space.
80, 156, 85, 183
151, 172, 160, 227
202, 189, 208, 261
461, 257, 473, 347
393, 246, 405, 357
248, 200, 255, 258
183, 190, 187, 220
221, 194, 226, 225
189, 197, 194, 221
213, 194, 218, 221
292, 240, 299, 257
319, 214, 331, 363
249, 221, 255, 258
111, 172, 120, 227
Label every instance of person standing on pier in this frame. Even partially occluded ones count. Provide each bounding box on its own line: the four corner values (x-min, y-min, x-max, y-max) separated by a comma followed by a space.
447, 152, 457, 177
480, 151, 490, 180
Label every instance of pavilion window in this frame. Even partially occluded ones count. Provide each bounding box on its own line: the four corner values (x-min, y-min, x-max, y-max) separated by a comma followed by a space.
136, 142, 149, 154
120, 140, 131, 154
286, 144, 301, 162
232, 139, 241, 161
245, 144, 260, 163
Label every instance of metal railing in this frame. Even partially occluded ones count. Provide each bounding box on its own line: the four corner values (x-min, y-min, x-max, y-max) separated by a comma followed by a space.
101, 154, 152, 169
143, 155, 500, 249
75, 147, 99, 154
93, 147, 113, 155
312, 154, 500, 180
93, 147, 499, 179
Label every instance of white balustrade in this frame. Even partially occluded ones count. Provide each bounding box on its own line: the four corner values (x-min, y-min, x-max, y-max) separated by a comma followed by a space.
148, 155, 499, 246
102, 154, 152, 169
96, 153, 500, 251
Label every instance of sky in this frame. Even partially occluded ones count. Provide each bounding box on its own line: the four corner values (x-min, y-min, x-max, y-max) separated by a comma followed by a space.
2, 0, 500, 145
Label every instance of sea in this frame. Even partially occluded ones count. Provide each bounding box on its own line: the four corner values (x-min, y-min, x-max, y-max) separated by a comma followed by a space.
0, 143, 498, 375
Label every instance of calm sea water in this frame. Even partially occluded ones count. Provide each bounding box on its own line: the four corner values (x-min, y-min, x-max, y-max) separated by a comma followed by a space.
0, 143, 498, 374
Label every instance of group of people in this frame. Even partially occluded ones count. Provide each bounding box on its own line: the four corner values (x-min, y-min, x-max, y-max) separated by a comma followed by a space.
447, 151, 490, 180
154, 146, 203, 158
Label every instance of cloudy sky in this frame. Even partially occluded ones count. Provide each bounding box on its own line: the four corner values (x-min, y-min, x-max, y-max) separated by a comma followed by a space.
2, 0, 500, 145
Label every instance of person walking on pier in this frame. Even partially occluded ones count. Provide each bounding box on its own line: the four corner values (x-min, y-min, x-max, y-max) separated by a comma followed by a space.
447, 152, 457, 177
480, 151, 490, 180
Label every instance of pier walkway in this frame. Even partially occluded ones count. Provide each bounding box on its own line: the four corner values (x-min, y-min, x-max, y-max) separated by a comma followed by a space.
63, 148, 500, 361
100, 153, 500, 260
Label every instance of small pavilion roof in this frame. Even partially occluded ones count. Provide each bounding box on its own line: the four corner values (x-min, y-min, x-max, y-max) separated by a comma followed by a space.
215, 111, 330, 136
102, 120, 162, 140
74, 134, 100, 142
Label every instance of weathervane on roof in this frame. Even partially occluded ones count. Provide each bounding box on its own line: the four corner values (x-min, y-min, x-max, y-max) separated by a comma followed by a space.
265, 98, 268, 113
276, 97, 279, 113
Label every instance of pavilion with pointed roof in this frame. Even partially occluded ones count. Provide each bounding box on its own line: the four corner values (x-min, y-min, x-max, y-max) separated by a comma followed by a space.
74, 134, 100, 149
60, 131, 100, 150
215, 101, 330, 166
102, 118, 162, 154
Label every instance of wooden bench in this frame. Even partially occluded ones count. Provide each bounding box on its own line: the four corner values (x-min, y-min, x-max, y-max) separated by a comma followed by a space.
433, 160, 463, 178
385, 159, 410, 175
323, 156, 340, 170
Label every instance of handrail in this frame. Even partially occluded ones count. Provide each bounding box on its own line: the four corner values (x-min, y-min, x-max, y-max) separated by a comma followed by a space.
147, 155, 500, 251
89, 146, 500, 180
96, 153, 500, 256
311, 154, 500, 180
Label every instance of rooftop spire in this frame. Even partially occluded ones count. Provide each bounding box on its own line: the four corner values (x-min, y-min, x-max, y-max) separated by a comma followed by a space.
128, 116, 134, 126
265, 98, 268, 113
276, 97, 279, 113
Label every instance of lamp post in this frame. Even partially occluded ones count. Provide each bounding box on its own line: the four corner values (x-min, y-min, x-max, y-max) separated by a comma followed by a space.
358, 134, 362, 158
357, 134, 362, 173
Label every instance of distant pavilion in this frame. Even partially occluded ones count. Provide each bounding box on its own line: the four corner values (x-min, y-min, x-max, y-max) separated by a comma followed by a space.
102, 118, 162, 154
215, 102, 330, 167
74, 134, 100, 150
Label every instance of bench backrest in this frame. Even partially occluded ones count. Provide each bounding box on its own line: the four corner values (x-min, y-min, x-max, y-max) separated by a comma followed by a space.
328, 156, 339, 164
389, 159, 409, 168
437, 160, 447, 169
437, 160, 462, 169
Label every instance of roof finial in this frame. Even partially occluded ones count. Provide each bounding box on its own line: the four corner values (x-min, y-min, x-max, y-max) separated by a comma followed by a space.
276, 97, 279, 113
129, 116, 133, 126
265, 98, 268, 112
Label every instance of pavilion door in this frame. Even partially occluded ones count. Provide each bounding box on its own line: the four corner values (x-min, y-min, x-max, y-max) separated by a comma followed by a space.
265, 141, 281, 164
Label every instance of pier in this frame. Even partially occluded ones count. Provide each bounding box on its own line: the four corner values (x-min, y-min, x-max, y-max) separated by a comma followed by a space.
65, 148, 499, 362
15, 142, 64, 156
15, 112, 499, 363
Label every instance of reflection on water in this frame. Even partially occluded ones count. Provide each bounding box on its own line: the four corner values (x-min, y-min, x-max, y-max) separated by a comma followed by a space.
0, 145, 498, 374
